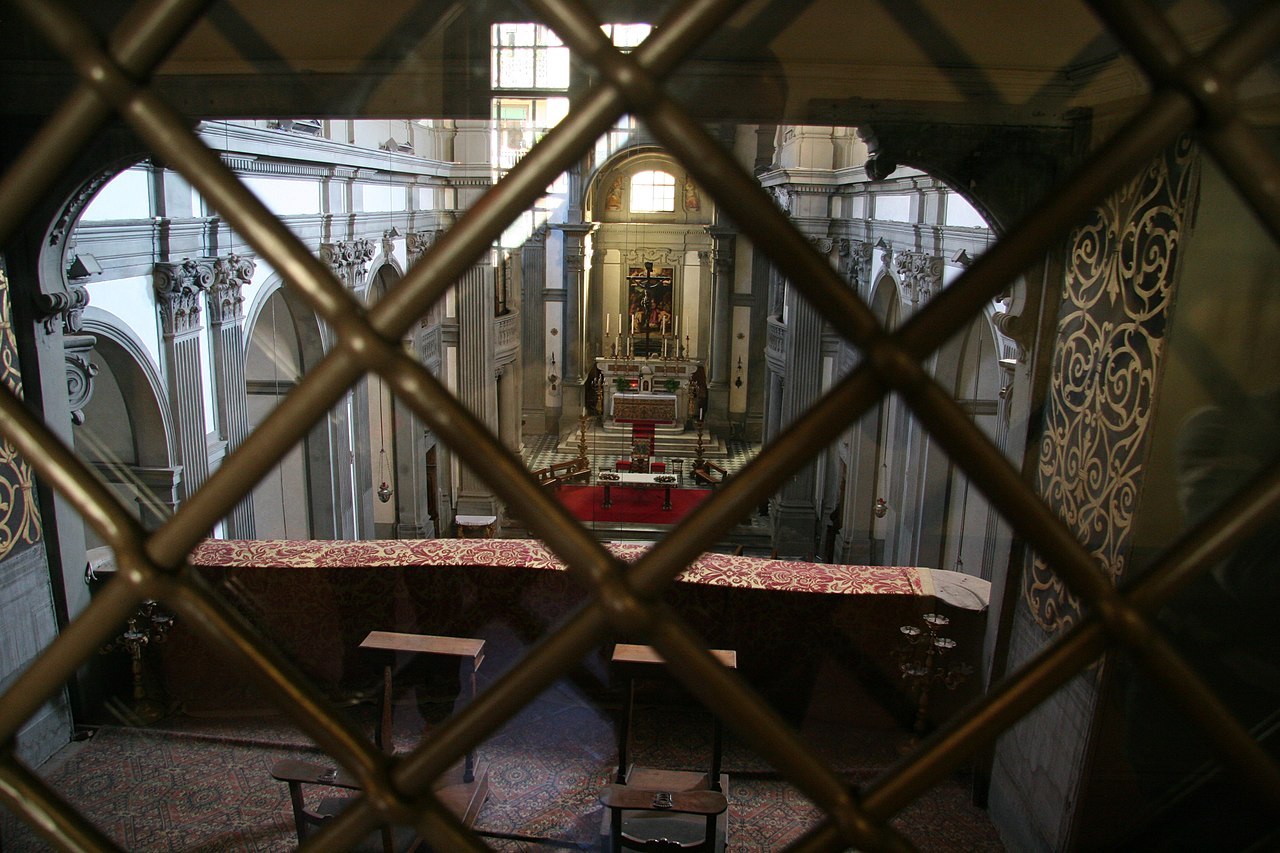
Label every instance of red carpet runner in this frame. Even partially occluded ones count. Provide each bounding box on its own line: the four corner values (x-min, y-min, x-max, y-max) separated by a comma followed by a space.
554, 484, 712, 525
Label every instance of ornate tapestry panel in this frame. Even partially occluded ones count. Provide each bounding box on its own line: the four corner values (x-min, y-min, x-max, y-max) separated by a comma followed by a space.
0, 266, 42, 558
1026, 138, 1199, 633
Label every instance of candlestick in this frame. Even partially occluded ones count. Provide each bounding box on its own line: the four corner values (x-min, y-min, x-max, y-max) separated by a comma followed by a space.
605, 313, 610, 335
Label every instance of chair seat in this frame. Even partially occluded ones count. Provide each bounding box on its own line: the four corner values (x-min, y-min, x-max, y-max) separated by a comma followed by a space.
600, 783, 726, 816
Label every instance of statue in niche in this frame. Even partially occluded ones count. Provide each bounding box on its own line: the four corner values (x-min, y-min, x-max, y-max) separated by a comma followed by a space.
606, 176, 623, 211
683, 174, 700, 211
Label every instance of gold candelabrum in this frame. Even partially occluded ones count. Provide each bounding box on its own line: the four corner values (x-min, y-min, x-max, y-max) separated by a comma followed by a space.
694, 418, 706, 468
577, 410, 590, 460
100, 599, 175, 724
895, 612, 971, 750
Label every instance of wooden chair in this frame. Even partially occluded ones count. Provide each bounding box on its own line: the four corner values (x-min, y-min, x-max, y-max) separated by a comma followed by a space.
271, 759, 416, 853
600, 644, 734, 852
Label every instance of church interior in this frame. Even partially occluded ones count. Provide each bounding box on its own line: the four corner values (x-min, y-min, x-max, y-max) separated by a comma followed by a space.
1, 1, 1278, 850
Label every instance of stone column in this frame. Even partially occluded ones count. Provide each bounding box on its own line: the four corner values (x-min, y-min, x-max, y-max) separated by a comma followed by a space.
454, 262, 499, 519
207, 254, 255, 538
770, 265, 825, 559
154, 258, 214, 503
520, 227, 548, 434
555, 221, 593, 427
321, 239, 375, 538
706, 225, 736, 426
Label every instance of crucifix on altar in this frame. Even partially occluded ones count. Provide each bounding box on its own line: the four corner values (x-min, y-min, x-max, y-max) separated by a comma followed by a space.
626, 261, 674, 358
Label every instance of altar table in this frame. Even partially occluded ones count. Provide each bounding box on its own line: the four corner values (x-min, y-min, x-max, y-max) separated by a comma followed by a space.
612, 392, 678, 423
598, 471, 678, 510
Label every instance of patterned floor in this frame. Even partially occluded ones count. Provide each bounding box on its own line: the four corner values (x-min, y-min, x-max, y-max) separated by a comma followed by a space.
2, 682, 1005, 852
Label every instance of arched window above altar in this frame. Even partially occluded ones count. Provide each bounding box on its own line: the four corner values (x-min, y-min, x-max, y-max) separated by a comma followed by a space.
629, 170, 675, 213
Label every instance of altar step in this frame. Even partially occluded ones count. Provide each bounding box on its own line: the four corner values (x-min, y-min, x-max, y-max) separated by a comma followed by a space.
555, 428, 726, 462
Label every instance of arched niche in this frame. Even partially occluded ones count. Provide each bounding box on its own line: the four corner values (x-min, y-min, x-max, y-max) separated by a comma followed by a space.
244, 278, 338, 539
585, 147, 717, 364
75, 310, 179, 534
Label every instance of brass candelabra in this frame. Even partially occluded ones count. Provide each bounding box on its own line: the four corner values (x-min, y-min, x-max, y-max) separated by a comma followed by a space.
100, 599, 175, 724
895, 612, 971, 750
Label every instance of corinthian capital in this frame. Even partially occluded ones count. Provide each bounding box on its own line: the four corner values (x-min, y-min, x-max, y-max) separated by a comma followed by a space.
320, 239, 375, 287
208, 254, 255, 325
155, 258, 214, 335
894, 251, 944, 304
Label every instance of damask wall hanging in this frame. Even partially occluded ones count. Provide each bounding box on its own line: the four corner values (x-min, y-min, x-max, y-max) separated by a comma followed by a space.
1025, 137, 1199, 634
0, 265, 43, 558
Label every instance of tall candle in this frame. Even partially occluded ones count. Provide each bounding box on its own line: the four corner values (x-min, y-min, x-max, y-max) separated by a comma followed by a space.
605, 313, 610, 334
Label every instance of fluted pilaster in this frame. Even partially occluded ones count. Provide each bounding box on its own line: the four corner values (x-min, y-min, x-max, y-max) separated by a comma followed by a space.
208, 254, 255, 537
155, 258, 213, 501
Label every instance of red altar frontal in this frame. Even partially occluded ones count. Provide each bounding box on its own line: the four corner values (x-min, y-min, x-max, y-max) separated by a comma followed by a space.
164, 539, 989, 723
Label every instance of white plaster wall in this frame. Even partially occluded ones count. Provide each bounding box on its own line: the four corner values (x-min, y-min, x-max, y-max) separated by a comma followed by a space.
85, 276, 162, 372
81, 168, 151, 221
945, 191, 985, 228
681, 250, 701, 358
874, 194, 912, 223
242, 176, 321, 216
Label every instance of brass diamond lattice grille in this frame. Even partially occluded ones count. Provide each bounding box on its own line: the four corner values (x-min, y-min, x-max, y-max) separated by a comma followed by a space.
0, 0, 1278, 850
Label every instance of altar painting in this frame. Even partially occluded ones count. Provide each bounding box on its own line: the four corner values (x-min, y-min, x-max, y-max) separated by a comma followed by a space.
627, 266, 673, 334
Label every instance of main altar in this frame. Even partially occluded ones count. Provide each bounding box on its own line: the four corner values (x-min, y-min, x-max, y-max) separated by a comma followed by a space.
594, 357, 704, 428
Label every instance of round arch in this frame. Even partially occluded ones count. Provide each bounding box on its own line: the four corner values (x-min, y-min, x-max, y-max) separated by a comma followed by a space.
76, 309, 179, 531
244, 276, 340, 539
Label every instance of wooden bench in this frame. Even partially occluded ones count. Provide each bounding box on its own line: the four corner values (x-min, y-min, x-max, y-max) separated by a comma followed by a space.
691, 460, 727, 488
533, 456, 591, 487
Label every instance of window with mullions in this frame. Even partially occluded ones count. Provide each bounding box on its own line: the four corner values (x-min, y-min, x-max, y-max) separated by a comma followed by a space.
493, 97, 570, 174
629, 170, 675, 213
491, 23, 569, 90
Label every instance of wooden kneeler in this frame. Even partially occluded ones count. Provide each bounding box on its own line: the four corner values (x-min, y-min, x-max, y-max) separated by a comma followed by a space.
600, 644, 735, 852
271, 631, 489, 850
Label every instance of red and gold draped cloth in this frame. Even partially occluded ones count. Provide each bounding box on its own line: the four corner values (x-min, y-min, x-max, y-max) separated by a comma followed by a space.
189, 538, 980, 604
170, 538, 989, 716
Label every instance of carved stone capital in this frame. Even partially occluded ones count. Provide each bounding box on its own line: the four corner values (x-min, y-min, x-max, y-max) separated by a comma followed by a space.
838, 238, 873, 289
808, 235, 835, 256
894, 251, 944, 304
320, 238, 375, 287
208, 254, 255, 325
406, 229, 446, 267
154, 258, 214, 335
